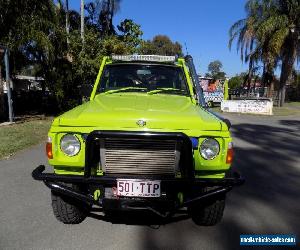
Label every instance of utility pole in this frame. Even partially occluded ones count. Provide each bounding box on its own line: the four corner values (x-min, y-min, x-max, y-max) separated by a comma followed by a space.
0, 46, 13, 122
81, 0, 85, 43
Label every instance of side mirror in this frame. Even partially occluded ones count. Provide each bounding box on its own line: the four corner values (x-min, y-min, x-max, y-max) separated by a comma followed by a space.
196, 92, 207, 108
80, 84, 93, 98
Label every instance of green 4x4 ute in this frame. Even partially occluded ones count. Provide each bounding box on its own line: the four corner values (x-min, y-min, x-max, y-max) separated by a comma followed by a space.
32, 55, 244, 225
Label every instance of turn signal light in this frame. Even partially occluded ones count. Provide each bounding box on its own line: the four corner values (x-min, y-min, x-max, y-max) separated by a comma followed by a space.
226, 142, 234, 164
46, 137, 53, 159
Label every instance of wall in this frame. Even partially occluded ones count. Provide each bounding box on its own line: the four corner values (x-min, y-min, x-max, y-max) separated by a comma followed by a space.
221, 99, 273, 115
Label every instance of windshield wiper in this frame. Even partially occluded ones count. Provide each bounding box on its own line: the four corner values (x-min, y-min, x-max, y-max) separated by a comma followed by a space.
103, 87, 147, 95
147, 88, 186, 95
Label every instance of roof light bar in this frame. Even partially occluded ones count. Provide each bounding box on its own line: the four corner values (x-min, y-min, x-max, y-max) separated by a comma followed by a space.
111, 55, 176, 62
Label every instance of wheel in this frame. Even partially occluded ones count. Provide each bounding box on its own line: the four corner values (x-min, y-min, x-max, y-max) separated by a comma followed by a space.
207, 101, 214, 108
188, 192, 225, 226
51, 183, 91, 224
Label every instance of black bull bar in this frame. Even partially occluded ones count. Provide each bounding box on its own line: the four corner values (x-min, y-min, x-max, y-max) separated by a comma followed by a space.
32, 165, 244, 217
32, 130, 244, 217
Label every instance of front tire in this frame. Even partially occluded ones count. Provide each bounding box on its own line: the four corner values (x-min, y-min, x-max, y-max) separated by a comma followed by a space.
188, 195, 225, 226
51, 183, 90, 224
207, 101, 214, 108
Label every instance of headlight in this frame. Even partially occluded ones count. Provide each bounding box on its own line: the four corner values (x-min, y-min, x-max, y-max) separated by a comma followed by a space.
60, 134, 81, 156
200, 138, 220, 160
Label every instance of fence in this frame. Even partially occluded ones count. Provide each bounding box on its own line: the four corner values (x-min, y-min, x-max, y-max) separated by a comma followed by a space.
0, 90, 58, 122
229, 86, 299, 106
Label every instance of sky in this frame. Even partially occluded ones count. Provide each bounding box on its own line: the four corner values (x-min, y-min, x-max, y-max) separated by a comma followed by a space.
69, 0, 249, 76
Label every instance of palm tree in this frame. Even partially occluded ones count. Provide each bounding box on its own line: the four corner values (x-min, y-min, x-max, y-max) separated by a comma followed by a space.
229, 2, 259, 96
85, 0, 122, 36
251, 0, 300, 106
230, 0, 300, 106
271, 0, 299, 106
99, 0, 122, 35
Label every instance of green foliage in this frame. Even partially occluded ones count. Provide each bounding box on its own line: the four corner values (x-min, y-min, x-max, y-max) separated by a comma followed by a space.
117, 19, 143, 51
291, 70, 300, 87
0, 0, 141, 112
0, 0, 183, 112
229, 0, 300, 106
0, 0, 58, 70
228, 75, 243, 89
69, 29, 132, 85
139, 35, 183, 56
206, 60, 226, 80
208, 60, 222, 75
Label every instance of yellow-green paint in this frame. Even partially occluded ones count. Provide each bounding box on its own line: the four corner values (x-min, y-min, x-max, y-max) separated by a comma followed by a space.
195, 173, 225, 179
49, 132, 86, 167
223, 79, 229, 100
177, 58, 197, 105
93, 189, 101, 201
177, 192, 184, 205
90, 56, 111, 100
48, 56, 233, 178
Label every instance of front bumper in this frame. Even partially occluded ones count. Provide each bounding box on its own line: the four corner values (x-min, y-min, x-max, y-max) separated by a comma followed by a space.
32, 165, 244, 217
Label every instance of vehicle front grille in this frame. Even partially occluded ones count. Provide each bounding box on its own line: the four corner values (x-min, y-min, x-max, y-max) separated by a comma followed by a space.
100, 138, 179, 175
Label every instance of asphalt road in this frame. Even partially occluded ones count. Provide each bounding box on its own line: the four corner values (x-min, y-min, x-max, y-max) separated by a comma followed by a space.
0, 113, 299, 250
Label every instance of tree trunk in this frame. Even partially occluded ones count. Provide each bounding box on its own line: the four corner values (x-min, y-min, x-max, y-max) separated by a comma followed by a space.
269, 81, 274, 99
262, 65, 266, 89
246, 59, 253, 97
65, 0, 70, 44
110, 0, 115, 34
263, 63, 274, 98
80, 0, 84, 43
278, 38, 297, 107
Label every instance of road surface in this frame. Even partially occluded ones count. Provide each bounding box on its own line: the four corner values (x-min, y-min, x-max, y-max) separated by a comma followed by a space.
0, 113, 299, 250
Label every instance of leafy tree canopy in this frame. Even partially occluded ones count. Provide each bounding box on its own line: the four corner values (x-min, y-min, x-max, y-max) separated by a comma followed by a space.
228, 73, 247, 89
206, 60, 226, 80
229, 0, 300, 105
117, 19, 143, 51
139, 35, 183, 57
0, 0, 183, 112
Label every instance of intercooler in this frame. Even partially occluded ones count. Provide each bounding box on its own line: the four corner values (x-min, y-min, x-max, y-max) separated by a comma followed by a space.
99, 138, 180, 175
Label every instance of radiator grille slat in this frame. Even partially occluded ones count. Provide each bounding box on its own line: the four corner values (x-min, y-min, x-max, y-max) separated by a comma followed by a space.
102, 138, 178, 175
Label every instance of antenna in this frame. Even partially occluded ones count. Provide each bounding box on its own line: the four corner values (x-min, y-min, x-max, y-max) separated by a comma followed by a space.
184, 42, 189, 55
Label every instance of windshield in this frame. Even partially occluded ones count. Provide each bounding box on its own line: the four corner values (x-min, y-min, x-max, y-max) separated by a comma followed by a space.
97, 64, 189, 96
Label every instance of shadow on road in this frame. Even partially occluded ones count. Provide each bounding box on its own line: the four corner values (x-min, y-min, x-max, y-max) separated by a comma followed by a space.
139, 122, 300, 249
88, 209, 190, 228
279, 119, 300, 130
214, 123, 300, 249
84, 122, 299, 249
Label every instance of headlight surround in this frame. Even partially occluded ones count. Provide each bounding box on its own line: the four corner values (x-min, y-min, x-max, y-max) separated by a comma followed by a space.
200, 138, 220, 160
60, 134, 81, 156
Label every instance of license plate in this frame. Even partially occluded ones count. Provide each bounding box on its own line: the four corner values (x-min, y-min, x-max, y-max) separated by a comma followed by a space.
117, 179, 161, 197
